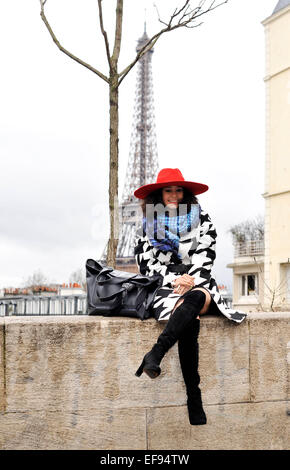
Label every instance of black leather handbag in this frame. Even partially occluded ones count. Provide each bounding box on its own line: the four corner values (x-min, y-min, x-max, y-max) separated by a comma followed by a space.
85, 259, 162, 320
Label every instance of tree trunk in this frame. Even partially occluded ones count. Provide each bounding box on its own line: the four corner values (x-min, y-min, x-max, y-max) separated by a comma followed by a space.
107, 72, 119, 267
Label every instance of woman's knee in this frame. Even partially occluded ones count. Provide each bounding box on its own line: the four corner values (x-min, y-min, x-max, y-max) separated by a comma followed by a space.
172, 288, 211, 316
181, 288, 208, 312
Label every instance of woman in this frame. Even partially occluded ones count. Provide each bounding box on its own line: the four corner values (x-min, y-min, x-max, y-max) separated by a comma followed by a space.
133, 168, 246, 426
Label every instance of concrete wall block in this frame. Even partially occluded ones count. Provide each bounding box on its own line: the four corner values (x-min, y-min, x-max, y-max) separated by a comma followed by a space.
147, 401, 289, 450
0, 319, 4, 412
0, 408, 147, 450
249, 313, 290, 401
199, 317, 250, 404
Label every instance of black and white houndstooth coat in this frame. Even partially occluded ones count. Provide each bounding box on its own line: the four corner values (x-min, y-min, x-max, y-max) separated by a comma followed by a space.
134, 208, 247, 324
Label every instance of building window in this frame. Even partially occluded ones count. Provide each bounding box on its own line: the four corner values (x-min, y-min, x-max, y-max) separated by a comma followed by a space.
241, 274, 258, 296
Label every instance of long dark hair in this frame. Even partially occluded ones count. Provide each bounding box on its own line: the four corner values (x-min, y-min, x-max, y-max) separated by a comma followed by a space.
140, 187, 198, 216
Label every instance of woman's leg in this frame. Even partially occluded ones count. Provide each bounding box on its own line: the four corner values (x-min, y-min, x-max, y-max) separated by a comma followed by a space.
178, 318, 206, 425
135, 289, 207, 379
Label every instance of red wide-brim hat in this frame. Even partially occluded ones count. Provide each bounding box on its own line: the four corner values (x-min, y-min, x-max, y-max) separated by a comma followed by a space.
134, 168, 209, 199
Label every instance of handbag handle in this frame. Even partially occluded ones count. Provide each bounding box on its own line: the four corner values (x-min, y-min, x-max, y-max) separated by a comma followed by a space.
96, 270, 137, 286
87, 259, 160, 287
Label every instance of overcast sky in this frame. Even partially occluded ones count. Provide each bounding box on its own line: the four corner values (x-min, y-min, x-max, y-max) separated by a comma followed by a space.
0, 0, 276, 290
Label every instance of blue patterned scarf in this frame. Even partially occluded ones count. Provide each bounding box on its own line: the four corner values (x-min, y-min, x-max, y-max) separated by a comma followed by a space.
143, 204, 200, 258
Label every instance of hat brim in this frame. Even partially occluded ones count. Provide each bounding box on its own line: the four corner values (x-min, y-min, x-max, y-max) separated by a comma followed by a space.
134, 180, 209, 199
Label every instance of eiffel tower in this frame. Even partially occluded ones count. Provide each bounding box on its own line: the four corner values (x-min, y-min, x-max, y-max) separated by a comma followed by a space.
102, 26, 159, 271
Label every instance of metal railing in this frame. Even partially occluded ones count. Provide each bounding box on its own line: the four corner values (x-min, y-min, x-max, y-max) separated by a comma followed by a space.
0, 295, 87, 316
234, 240, 264, 258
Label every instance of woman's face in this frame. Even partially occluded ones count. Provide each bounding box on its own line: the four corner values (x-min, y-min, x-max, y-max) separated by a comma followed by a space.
162, 186, 184, 209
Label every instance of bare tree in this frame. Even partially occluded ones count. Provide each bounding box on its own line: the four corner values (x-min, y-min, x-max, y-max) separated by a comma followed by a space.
24, 269, 49, 287
228, 215, 264, 244
39, 0, 228, 267
69, 267, 87, 291
253, 256, 288, 312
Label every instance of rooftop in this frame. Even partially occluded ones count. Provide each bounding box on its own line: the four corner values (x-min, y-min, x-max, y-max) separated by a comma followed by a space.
273, 0, 290, 14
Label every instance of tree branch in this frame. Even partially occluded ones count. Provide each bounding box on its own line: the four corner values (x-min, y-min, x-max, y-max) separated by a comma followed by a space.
97, 0, 113, 72
118, 29, 165, 85
157, 0, 228, 29
118, 0, 228, 85
39, 0, 109, 83
111, 0, 123, 69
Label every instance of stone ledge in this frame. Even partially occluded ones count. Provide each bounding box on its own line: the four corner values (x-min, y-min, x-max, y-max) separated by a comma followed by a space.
0, 313, 289, 449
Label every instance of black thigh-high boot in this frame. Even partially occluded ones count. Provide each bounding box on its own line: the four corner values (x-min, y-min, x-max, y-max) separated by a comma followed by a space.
135, 290, 206, 379
178, 319, 207, 425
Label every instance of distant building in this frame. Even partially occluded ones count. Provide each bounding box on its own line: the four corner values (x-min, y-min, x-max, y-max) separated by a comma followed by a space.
2, 286, 59, 297
59, 283, 86, 296
227, 241, 265, 312
1, 282, 85, 298
0, 283, 86, 316
228, 1, 290, 312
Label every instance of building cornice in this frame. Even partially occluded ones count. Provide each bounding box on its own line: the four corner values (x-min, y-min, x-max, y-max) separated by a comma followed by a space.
264, 65, 290, 82
227, 257, 264, 269
262, 4, 290, 25
262, 189, 290, 199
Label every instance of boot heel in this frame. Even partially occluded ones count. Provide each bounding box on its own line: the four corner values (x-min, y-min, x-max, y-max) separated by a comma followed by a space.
135, 357, 161, 379
144, 365, 161, 379
135, 358, 145, 377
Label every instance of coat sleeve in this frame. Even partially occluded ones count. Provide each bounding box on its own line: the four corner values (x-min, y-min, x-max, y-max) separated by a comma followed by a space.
134, 237, 179, 287
187, 210, 217, 287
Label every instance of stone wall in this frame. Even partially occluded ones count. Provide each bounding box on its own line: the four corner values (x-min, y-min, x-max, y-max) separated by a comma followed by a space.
0, 313, 289, 450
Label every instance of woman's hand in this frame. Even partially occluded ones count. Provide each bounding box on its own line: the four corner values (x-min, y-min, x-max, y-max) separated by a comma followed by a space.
172, 274, 195, 295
